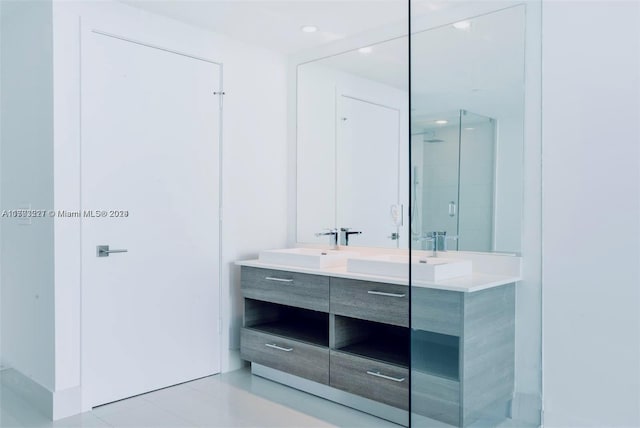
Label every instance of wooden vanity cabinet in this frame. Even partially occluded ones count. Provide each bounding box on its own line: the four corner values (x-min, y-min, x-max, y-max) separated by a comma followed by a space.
239, 266, 515, 427
411, 284, 516, 426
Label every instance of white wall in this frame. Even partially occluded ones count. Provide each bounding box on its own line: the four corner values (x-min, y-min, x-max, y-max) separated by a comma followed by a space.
52, 0, 288, 417
0, 0, 55, 390
542, 1, 640, 426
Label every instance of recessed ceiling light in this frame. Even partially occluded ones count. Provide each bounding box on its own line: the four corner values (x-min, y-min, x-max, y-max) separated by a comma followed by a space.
301, 25, 318, 33
435, 120, 448, 125
464, 127, 475, 131
452, 21, 471, 30
358, 46, 373, 54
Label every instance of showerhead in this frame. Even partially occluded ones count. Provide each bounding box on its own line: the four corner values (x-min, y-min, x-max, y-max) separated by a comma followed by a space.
422, 129, 445, 143
412, 130, 445, 143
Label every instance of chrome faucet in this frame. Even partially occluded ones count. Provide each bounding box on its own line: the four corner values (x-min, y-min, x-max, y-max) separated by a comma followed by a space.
415, 231, 459, 256
340, 228, 362, 246
315, 228, 338, 249
413, 233, 436, 254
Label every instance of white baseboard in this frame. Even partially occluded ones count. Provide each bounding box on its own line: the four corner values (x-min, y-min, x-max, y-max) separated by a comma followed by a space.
0, 368, 83, 420
0, 368, 52, 418
51, 384, 83, 420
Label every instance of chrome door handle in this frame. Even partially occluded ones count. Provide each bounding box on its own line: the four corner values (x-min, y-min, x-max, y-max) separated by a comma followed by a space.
367, 290, 406, 298
449, 201, 457, 217
96, 245, 128, 257
265, 343, 293, 352
366, 370, 405, 382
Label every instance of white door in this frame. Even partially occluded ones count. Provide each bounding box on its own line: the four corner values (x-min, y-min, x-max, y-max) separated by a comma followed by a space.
337, 95, 400, 248
81, 29, 221, 407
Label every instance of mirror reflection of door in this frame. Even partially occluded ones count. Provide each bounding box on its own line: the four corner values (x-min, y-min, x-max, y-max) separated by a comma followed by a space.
337, 95, 400, 248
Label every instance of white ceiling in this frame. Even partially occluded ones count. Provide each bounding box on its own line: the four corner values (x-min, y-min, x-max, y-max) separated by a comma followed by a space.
120, 0, 410, 54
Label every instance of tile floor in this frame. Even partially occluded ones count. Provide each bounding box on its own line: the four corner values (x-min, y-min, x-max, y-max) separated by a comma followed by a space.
0, 367, 535, 428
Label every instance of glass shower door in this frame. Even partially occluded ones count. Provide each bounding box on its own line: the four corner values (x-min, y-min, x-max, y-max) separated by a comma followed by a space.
412, 111, 462, 252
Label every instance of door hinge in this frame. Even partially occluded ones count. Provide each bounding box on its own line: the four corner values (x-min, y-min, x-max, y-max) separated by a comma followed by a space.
214, 91, 225, 108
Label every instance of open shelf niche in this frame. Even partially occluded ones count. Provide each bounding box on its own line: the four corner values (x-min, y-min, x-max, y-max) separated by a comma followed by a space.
411, 329, 460, 381
332, 315, 410, 368
244, 298, 329, 347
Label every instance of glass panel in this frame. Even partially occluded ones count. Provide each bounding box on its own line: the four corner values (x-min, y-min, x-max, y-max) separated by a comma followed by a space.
410, 3, 540, 428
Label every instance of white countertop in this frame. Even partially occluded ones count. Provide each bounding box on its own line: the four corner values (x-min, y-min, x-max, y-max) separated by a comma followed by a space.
235, 259, 521, 293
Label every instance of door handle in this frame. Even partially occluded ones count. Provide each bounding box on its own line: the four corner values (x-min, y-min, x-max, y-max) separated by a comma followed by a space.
367, 290, 406, 298
265, 343, 293, 352
366, 370, 405, 383
265, 277, 294, 283
449, 201, 457, 217
96, 245, 128, 257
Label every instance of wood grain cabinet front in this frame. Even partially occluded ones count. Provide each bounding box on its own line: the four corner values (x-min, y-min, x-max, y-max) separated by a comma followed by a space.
411, 287, 462, 336
412, 370, 461, 426
330, 350, 409, 410
240, 328, 329, 385
241, 267, 329, 312
330, 278, 409, 327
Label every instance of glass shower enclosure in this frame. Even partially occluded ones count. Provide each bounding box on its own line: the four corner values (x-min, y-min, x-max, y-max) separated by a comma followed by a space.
411, 110, 497, 253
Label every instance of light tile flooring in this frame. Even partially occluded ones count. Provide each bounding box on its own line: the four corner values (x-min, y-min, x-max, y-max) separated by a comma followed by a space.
0, 368, 534, 428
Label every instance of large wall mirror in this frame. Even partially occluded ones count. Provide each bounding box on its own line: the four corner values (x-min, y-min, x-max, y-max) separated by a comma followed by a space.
297, 5, 525, 253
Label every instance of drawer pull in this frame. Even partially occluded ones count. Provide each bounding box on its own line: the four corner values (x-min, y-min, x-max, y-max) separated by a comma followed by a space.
366, 370, 406, 383
367, 290, 406, 298
265, 343, 293, 352
265, 277, 294, 283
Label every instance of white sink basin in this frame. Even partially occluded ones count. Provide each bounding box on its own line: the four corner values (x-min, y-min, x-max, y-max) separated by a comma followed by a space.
347, 254, 472, 281
259, 248, 359, 269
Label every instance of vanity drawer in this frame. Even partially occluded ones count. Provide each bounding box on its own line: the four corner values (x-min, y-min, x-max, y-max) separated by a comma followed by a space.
330, 278, 408, 327
241, 267, 329, 312
240, 328, 329, 384
411, 287, 462, 336
330, 351, 408, 410
412, 370, 460, 426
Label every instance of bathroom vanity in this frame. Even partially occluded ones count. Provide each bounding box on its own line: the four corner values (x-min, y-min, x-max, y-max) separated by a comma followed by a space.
236, 254, 520, 427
